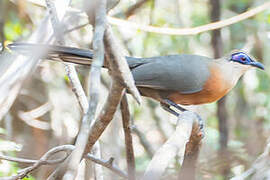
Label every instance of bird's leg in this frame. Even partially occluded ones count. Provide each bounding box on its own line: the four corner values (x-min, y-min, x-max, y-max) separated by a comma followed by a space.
160, 103, 180, 117
161, 99, 204, 134
160, 99, 186, 117
162, 99, 187, 112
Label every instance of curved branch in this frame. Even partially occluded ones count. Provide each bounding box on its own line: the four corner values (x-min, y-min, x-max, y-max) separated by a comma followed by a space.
0, 145, 127, 179
108, 2, 270, 35
20, 0, 269, 36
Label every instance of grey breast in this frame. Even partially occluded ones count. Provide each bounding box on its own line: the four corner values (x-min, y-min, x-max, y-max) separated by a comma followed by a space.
126, 55, 211, 94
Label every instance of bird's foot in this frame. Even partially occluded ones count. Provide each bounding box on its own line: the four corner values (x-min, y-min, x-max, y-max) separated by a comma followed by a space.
160, 99, 204, 138
194, 113, 205, 138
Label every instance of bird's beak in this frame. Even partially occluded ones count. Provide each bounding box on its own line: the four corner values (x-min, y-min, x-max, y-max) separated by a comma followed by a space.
250, 61, 265, 70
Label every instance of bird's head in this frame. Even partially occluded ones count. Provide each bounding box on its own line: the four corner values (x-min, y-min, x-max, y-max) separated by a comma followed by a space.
229, 51, 264, 70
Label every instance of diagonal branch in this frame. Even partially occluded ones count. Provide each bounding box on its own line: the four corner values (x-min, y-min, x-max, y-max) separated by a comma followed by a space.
142, 111, 201, 180
46, 0, 107, 179
62, 0, 108, 178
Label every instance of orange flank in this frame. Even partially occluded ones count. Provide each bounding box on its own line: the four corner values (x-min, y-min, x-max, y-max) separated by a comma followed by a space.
168, 66, 231, 105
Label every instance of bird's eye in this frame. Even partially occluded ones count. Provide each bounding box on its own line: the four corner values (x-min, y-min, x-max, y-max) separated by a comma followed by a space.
241, 57, 246, 61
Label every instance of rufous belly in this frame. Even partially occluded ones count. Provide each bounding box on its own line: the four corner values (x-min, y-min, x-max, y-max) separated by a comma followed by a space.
168, 66, 232, 105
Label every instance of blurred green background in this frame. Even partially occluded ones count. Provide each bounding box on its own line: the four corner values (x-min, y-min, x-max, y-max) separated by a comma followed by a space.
0, 0, 269, 179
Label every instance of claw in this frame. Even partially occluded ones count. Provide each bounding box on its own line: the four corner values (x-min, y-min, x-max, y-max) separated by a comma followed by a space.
194, 113, 205, 138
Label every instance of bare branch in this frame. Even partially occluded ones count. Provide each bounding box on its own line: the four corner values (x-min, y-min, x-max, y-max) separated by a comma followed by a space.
18, 102, 52, 130
142, 111, 199, 180
178, 115, 203, 180
62, 0, 107, 178
231, 138, 270, 180
45, 0, 89, 114
104, 26, 141, 104
0, 145, 73, 180
84, 80, 125, 153
132, 125, 154, 158
121, 94, 136, 180
17, 0, 270, 36
85, 155, 127, 178
46, 0, 107, 179
0, 145, 127, 179
108, 1, 270, 35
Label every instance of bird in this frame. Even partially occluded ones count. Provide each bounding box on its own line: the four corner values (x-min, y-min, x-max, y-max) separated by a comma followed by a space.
7, 43, 264, 117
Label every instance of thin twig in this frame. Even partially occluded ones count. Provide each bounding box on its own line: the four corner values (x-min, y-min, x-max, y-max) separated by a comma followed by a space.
0, 145, 127, 179
132, 125, 154, 158
45, 0, 89, 113
64, 23, 89, 34
113, 0, 149, 18
0, 145, 73, 180
120, 94, 136, 180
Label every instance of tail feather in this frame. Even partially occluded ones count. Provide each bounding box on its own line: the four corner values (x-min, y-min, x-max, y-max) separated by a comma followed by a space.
7, 43, 94, 66
7, 43, 145, 69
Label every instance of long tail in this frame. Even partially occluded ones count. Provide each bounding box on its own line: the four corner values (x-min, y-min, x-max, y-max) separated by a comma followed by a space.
7, 43, 146, 70
7, 43, 94, 66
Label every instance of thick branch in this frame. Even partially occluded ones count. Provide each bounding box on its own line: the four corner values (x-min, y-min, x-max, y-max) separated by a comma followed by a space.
120, 94, 136, 180
142, 111, 199, 180
84, 24, 142, 154
178, 116, 203, 180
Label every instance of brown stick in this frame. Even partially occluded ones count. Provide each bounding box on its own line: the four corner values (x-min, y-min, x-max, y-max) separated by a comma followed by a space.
178, 118, 203, 180
120, 94, 136, 180
124, 0, 149, 18
83, 24, 141, 154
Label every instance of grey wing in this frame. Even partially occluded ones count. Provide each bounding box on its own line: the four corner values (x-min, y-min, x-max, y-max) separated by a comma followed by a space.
129, 55, 211, 94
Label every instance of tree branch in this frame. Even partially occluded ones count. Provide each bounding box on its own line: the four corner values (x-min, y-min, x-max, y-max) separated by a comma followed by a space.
62, 0, 108, 178
142, 111, 200, 180
108, 1, 270, 35
121, 94, 136, 180
17, 0, 270, 36
132, 125, 155, 158
45, 0, 107, 179
0, 145, 128, 179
